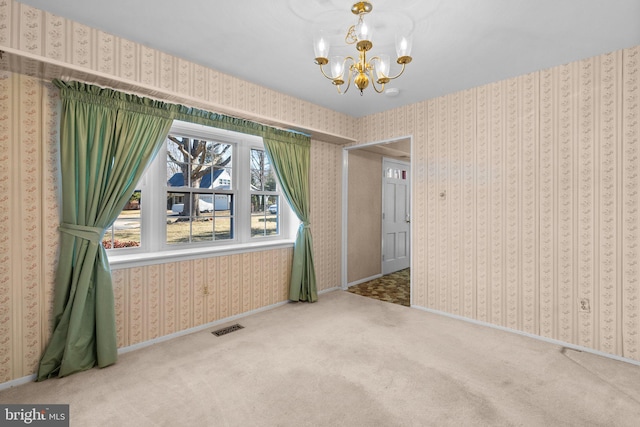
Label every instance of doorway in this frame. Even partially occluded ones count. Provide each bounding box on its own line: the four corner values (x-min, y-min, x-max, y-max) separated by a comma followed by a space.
341, 137, 412, 305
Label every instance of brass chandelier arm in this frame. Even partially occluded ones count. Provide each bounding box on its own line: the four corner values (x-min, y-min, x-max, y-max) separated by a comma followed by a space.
370, 71, 386, 93
318, 63, 336, 81
317, 56, 356, 82
369, 55, 408, 82
335, 68, 354, 94
386, 61, 408, 80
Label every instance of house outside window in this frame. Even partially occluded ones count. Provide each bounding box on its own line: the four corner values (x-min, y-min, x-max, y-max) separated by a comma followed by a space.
103, 120, 295, 264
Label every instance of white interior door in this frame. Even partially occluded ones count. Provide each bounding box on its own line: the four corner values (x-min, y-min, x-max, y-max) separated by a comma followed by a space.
382, 158, 410, 275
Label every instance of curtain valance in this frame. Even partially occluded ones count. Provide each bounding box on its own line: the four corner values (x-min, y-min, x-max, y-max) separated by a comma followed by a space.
53, 79, 311, 146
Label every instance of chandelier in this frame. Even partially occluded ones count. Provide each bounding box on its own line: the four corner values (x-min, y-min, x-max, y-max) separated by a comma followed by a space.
313, 1, 413, 95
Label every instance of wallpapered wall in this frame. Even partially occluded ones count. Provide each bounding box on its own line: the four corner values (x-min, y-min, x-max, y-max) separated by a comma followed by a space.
359, 46, 640, 362
0, 70, 343, 384
0, 0, 345, 384
347, 150, 382, 283
1, 0, 640, 385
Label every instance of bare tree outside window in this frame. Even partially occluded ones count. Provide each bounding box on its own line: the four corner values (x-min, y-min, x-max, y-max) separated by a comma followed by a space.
167, 136, 232, 217
250, 148, 279, 237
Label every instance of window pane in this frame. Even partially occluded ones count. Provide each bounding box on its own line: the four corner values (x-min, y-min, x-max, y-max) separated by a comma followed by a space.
167, 191, 234, 244
215, 217, 233, 240
250, 148, 276, 191
264, 166, 276, 191
167, 191, 190, 244
213, 167, 232, 190
265, 195, 279, 236
103, 190, 141, 249
167, 161, 187, 186
251, 194, 279, 237
214, 194, 233, 240
167, 136, 233, 190
191, 213, 214, 242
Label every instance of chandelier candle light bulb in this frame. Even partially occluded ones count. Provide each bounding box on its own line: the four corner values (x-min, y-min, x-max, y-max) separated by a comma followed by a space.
313, 34, 330, 64
313, 1, 413, 95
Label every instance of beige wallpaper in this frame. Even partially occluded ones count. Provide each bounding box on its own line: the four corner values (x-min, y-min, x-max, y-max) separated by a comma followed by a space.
310, 139, 343, 292
359, 46, 640, 362
0, 69, 343, 383
347, 150, 382, 283
2, 0, 640, 385
0, 0, 344, 384
0, 72, 60, 382
111, 251, 293, 349
0, 0, 357, 143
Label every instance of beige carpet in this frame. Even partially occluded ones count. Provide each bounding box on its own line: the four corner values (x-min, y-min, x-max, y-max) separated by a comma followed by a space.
2, 290, 640, 426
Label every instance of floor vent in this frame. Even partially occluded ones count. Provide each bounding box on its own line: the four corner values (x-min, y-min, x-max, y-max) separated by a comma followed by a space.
212, 324, 244, 337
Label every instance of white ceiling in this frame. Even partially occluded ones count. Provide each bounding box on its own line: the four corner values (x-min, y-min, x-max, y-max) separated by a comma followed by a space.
16, 0, 640, 118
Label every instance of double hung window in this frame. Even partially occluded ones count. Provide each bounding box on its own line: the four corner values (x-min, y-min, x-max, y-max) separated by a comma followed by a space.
103, 120, 292, 262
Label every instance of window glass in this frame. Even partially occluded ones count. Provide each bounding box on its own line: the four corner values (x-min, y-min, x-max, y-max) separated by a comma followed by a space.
166, 136, 233, 244
103, 190, 141, 249
105, 120, 290, 258
250, 148, 279, 238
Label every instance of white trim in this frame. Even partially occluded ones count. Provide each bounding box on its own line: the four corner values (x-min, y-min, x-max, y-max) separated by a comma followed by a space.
119, 300, 290, 355
340, 149, 349, 290
0, 374, 37, 391
1, 48, 357, 146
108, 240, 294, 269
0, 299, 292, 390
341, 136, 414, 294
412, 305, 640, 367
319, 286, 341, 295
347, 274, 383, 288
106, 119, 295, 262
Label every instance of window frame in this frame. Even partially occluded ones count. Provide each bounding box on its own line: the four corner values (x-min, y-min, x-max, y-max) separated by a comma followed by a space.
106, 120, 297, 269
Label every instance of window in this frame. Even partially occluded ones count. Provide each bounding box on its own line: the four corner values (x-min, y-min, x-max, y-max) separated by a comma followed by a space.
250, 148, 279, 237
103, 120, 294, 262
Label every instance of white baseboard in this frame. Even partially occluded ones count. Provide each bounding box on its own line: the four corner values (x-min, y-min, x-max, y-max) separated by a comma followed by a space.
0, 374, 37, 392
412, 304, 640, 367
118, 300, 290, 355
345, 274, 382, 289
0, 299, 291, 391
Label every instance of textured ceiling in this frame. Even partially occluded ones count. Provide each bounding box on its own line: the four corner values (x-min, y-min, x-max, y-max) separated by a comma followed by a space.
16, 0, 640, 118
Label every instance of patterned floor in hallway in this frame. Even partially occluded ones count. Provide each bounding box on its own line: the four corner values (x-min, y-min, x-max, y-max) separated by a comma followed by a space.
346, 268, 410, 307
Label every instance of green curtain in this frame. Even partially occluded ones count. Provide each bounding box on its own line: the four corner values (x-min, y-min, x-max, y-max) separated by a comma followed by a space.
263, 135, 317, 302
38, 79, 312, 380
37, 80, 174, 380
170, 100, 317, 302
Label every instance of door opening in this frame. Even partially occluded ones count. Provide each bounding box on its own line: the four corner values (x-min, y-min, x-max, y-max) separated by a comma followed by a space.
342, 137, 412, 306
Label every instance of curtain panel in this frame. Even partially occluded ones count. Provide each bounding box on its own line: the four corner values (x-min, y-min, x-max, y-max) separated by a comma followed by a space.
37, 80, 175, 380
39, 80, 314, 380
263, 138, 317, 302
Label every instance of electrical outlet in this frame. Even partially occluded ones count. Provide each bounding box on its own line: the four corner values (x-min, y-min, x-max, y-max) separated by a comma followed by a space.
579, 298, 591, 313
203, 285, 209, 296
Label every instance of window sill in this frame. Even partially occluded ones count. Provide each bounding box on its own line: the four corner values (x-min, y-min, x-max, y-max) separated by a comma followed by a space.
108, 239, 295, 270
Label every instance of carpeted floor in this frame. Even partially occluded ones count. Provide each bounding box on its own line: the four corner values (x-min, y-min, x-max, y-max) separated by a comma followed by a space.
346, 268, 410, 306
2, 290, 640, 426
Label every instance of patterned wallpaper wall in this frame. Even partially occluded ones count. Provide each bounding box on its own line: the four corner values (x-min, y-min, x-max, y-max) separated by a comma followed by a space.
1, 0, 639, 385
0, 69, 343, 384
359, 46, 640, 362
0, 72, 59, 383
0, 0, 357, 142
0, 0, 344, 384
